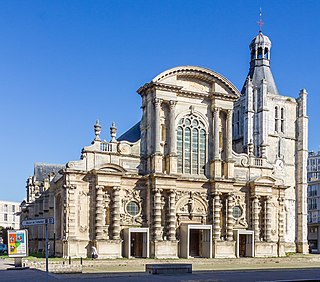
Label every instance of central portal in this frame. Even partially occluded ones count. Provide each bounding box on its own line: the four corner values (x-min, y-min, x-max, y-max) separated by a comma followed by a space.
189, 229, 200, 257
179, 224, 212, 258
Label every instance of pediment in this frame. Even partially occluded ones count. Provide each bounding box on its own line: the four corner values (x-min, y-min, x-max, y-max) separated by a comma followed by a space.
249, 175, 277, 186
151, 66, 240, 98
97, 164, 127, 173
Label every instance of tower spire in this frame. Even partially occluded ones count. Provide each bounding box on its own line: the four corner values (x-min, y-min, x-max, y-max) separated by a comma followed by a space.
257, 8, 264, 33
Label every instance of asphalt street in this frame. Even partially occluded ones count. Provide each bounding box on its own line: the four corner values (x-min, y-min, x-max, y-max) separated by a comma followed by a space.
1, 268, 320, 282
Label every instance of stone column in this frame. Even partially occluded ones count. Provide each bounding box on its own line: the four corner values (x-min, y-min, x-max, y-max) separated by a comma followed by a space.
154, 98, 161, 153
95, 185, 104, 240
278, 197, 285, 242
266, 196, 272, 242
169, 101, 177, 154
168, 189, 176, 241
226, 109, 233, 161
66, 185, 76, 238
226, 193, 234, 241
213, 193, 221, 240
213, 108, 220, 160
153, 188, 162, 241
252, 195, 260, 242
112, 186, 121, 240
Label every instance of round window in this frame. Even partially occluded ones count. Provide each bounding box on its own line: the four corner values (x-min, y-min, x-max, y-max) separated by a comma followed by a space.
232, 206, 242, 219
126, 201, 140, 217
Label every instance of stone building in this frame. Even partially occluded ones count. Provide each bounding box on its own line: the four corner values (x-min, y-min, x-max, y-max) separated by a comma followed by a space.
21, 31, 309, 258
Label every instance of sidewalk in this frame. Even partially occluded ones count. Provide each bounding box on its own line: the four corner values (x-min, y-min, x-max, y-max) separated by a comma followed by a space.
6, 253, 320, 273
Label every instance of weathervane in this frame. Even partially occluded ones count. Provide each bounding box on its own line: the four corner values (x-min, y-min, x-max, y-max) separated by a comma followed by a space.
257, 8, 264, 32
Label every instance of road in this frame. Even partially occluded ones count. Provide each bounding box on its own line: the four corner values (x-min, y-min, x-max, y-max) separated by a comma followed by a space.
1, 267, 320, 282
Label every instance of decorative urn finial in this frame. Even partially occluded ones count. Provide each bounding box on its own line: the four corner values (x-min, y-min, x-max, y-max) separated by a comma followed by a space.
110, 122, 117, 143
94, 120, 101, 141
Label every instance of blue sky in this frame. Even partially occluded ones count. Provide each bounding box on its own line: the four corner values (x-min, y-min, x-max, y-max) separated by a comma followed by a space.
0, 0, 319, 202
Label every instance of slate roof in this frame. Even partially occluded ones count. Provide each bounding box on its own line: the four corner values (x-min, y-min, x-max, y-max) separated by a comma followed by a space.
117, 121, 141, 143
34, 163, 65, 182
242, 64, 279, 96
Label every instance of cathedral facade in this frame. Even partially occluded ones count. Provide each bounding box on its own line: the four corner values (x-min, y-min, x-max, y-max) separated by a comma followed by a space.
22, 31, 309, 259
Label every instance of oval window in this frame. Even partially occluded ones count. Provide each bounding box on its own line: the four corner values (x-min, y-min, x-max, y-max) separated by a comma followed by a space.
126, 201, 140, 217
232, 206, 242, 219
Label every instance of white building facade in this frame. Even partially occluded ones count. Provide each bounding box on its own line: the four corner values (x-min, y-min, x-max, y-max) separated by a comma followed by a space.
22, 31, 309, 259
0, 200, 21, 229
307, 151, 320, 252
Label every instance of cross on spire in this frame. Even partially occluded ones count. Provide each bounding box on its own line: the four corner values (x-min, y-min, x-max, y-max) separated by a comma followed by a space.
257, 8, 264, 32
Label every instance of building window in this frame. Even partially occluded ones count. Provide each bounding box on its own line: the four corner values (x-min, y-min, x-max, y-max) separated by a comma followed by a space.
4, 214, 7, 221
177, 115, 206, 175
12, 205, 15, 213
280, 108, 285, 133
126, 201, 140, 217
232, 206, 242, 219
4, 204, 8, 213
275, 107, 279, 132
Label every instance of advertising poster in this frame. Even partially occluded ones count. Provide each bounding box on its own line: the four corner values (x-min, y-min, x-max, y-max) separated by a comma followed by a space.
7, 230, 28, 257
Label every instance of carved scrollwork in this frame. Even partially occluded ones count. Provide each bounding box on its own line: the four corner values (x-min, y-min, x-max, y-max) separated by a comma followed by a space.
233, 194, 248, 228
120, 188, 143, 226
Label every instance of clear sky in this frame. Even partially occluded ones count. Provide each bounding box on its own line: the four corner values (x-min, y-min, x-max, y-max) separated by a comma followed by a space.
0, 0, 319, 202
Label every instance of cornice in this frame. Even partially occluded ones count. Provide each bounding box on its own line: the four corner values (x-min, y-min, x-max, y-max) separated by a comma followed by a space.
137, 81, 238, 102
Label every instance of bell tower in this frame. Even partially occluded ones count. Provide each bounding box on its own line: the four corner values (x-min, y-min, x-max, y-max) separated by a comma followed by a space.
236, 25, 279, 158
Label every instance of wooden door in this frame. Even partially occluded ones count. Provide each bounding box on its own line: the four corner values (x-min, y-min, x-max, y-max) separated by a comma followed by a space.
239, 234, 246, 257
189, 229, 200, 257
131, 232, 143, 257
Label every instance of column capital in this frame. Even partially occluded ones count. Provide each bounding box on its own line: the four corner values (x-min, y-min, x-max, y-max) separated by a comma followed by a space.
169, 100, 177, 108
266, 195, 272, 202
153, 98, 162, 106
227, 109, 233, 117
112, 186, 121, 192
213, 107, 220, 113
153, 188, 163, 194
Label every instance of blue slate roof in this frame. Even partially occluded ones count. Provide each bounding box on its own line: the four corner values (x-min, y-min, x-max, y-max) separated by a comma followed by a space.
118, 121, 141, 143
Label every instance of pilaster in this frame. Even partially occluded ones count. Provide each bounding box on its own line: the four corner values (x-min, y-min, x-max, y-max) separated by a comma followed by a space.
213, 192, 221, 240
153, 188, 162, 241
168, 189, 176, 241
65, 185, 77, 239
168, 100, 177, 174
226, 193, 234, 241
112, 186, 121, 240
266, 196, 272, 242
252, 195, 260, 242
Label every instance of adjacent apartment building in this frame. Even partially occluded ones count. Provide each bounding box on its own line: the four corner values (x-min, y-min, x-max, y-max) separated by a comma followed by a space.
0, 200, 21, 229
307, 151, 320, 252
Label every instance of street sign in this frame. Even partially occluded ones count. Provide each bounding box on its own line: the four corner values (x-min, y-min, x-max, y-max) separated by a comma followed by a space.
21, 217, 54, 282
21, 217, 54, 226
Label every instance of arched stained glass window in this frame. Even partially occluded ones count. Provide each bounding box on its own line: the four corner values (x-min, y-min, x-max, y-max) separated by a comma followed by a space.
177, 115, 207, 175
